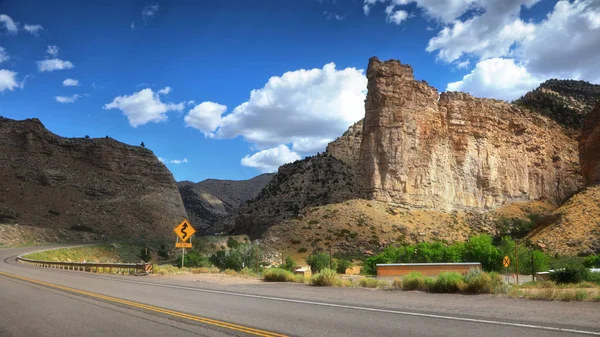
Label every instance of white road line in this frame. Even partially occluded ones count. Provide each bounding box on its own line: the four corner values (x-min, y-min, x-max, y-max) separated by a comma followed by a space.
73, 274, 600, 336
4, 254, 599, 336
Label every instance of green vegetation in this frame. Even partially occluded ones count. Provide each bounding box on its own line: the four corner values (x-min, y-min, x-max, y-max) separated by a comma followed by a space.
402, 272, 427, 291
279, 256, 296, 271
310, 268, 340, 286
336, 259, 351, 274
209, 243, 262, 271
263, 268, 296, 282
550, 265, 597, 284
306, 252, 336, 273
362, 235, 550, 274
177, 250, 211, 268
24, 243, 162, 263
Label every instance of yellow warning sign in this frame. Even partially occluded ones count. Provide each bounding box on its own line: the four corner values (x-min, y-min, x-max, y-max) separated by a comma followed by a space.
503, 256, 511, 268
175, 242, 192, 248
173, 219, 195, 242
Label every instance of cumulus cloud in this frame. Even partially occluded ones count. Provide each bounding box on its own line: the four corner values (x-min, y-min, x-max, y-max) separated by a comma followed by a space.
46, 45, 59, 57
55, 94, 81, 103
169, 158, 188, 164
184, 62, 367, 171
387, 10, 409, 24
0, 14, 18, 34
446, 58, 540, 101
0, 69, 21, 92
184, 101, 228, 137
0, 47, 8, 64
103, 87, 184, 127
241, 145, 302, 173
63, 78, 79, 86
24, 24, 43, 35
142, 4, 159, 19
37, 59, 74, 72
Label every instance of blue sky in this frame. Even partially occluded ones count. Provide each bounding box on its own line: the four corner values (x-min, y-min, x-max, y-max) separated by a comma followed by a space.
1, 0, 599, 182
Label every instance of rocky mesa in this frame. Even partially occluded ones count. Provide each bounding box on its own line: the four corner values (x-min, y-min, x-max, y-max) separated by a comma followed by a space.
360, 57, 582, 211
0, 117, 187, 239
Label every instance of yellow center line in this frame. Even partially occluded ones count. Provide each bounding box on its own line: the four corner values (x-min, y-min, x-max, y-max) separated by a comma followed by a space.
0, 271, 288, 337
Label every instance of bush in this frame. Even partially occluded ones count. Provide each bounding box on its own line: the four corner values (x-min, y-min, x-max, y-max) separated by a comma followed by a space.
227, 237, 240, 249
550, 265, 591, 284
177, 250, 211, 268
307, 252, 336, 273
280, 256, 296, 272
298, 247, 308, 253
392, 278, 403, 289
336, 259, 351, 274
583, 255, 600, 268
464, 268, 492, 294
358, 278, 380, 288
402, 272, 427, 291
157, 244, 169, 259
263, 268, 295, 282
310, 268, 339, 286
429, 272, 465, 293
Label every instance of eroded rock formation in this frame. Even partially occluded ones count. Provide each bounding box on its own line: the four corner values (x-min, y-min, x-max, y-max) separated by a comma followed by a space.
0, 117, 187, 238
360, 57, 582, 211
581, 102, 600, 186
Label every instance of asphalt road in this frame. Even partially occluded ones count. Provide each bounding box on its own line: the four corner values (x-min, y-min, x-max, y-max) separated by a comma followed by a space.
1, 246, 599, 337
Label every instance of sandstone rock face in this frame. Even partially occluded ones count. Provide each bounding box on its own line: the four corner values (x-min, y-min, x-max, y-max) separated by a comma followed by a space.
178, 173, 274, 234
0, 117, 188, 238
360, 57, 582, 211
326, 120, 363, 168
581, 102, 600, 186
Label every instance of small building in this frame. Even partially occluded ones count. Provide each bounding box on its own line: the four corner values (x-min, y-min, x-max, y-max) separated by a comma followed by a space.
293, 266, 312, 278
377, 262, 482, 278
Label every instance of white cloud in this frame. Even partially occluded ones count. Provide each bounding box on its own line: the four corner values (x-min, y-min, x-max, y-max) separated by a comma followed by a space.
387, 10, 409, 24
169, 158, 189, 164
0, 47, 8, 63
63, 78, 79, 86
37, 59, 74, 72
0, 14, 18, 34
55, 94, 81, 103
130, 22, 135, 29
46, 45, 59, 57
186, 100, 196, 106
24, 24, 43, 35
0, 69, 21, 92
157, 86, 171, 95
158, 157, 165, 163
241, 145, 301, 173
184, 102, 228, 137
187, 63, 366, 155
142, 4, 159, 19
103, 87, 184, 127
518, 0, 600, 82
456, 59, 470, 69
446, 58, 540, 101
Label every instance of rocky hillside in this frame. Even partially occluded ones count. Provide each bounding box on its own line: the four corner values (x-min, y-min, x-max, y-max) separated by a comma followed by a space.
0, 117, 187, 239
361, 57, 582, 211
325, 119, 363, 169
581, 102, 600, 186
228, 153, 361, 238
514, 79, 600, 132
178, 174, 273, 234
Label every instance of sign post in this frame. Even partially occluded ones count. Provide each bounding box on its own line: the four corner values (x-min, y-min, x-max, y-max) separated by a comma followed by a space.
503, 255, 511, 282
174, 219, 196, 269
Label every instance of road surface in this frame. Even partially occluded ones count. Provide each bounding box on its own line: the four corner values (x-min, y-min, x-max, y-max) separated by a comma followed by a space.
1, 245, 599, 337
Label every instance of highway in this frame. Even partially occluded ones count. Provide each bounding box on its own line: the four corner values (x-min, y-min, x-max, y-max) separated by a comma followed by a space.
1, 246, 599, 337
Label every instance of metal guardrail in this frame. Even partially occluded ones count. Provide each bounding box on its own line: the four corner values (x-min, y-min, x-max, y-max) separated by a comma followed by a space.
16, 255, 152, 275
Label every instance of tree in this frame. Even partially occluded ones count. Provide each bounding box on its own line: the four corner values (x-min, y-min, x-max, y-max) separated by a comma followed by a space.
306, 252, 337, 273
140, 141, 145, 148
464, 234, 501, 272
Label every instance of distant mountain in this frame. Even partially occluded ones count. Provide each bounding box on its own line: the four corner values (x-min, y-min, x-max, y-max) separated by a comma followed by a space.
513, 79, 600, 132
177, 174, 274, 234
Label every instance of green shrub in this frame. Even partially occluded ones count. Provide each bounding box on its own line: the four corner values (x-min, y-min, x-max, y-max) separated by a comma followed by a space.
263, 268, 295, 282
177, 250, 211, 268
336, 259, 351, 274
298, 247, 308, 253
280, 256, 296, 271
358, 278, 380, 288
402, 272, 426, 291
310, 268, 339, 286
464, 268, 492, 294
583, 255, 600, 268
307, 252, 336, 273
551, 265, 591, 284
392, 278, 403, 289
227, 237, 240, 249
429, 272, 465, 293
157, 244, 169, 259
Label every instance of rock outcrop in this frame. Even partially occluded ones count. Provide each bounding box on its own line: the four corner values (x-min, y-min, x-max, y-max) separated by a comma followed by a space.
581, 102, 600, 186
360, 57, 582, 211
178, 174, 274, 234
228, 153, 360, 238
326, 120, 363, 169
514, 79, 600, 133
0, 117, 187, 238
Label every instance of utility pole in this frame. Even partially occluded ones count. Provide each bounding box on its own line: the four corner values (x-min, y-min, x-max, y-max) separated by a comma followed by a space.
515, 241, 519, 285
